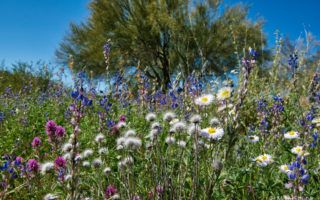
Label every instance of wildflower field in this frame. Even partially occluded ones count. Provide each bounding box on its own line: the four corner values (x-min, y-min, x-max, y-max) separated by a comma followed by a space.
1, 44, 320, 200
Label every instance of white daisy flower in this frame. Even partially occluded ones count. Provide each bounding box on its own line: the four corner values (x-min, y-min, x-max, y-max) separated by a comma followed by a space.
163, 111, 176, 122
201, 127, 224, 140
95, 133, 105, 143
217, 87, 232, 101
40, 162, 54, 175
254, 154, 273, 167
279, 164, 291, 174
247, 135, 259, 143
291, 146, 309, 156
284, 131, 299, 139
195, 94, 214, 106
146, 113, 157, 122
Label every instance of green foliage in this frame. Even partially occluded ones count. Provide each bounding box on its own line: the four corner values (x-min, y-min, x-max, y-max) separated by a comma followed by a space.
57, 0, 268, 88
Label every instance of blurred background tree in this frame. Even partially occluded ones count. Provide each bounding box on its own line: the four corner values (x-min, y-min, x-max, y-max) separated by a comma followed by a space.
56, 0, 269, 89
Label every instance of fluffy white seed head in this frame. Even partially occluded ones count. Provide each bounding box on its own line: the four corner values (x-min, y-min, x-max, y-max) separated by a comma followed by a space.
98, 148, 108, 155
177, 140, 187, 148
103, 167, 111, 175
82, 149, 94, 158
44, 193, 58, 200
95, 133, 105, 143
92, 158, 103, 168
124, 137, 142, 149
82, 161, 91, 168
172, 121, 186, 132
41, 162, 54, 175
62, 143, 73, 152
124, 130, 136, 137
165, 136, 176, 145
190, 114, 201, 124
146, 113, 157, 122
163, 111, 176, 122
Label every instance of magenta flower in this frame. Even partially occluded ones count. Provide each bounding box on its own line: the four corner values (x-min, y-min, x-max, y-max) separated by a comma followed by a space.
105, 184, 118, 199
46, 120, 57, 137
119, 115, 126, 122
31, 137, 41, 148
55, 125, 65, 138
54, 156, 66, 168
27, 159, 39, 172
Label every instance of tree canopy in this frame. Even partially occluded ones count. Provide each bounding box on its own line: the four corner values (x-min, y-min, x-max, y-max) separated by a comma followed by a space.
56, 0, 268, 88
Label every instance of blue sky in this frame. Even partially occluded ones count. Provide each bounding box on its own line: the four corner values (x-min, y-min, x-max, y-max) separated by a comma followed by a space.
0, 0, 319, 66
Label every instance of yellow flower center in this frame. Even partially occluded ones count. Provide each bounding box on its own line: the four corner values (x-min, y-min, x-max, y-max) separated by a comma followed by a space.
261, 155, 268, 161
208, 127, 216, 134
295, 147, 302, 152
283, 166, 289, 171
221, 90, 230, 98
201, 97, 209, 103
288, 131, 295, 136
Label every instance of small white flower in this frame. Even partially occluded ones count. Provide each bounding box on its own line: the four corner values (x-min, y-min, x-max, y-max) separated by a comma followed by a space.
124, 130, 136, 137
44, 193, 58, 200
177, 140, 186, 148
95, 133, 105, 143
63, 153, 71, 161
74, 154, 82, 162
163, 111, 176, 122
201, 127, 224, 140
195, 94, 214, 106
82, 161, 90, 167
116, 145, 124, 150
103, 167, 111, 175
65, 174, 72, 181
117, 121, 126, 128
116, 137, 126, 146
124, 137, 142, 149
99, 148, 108, 155
151, 122, 161, 130
172, 121, 186, 132
165, 136, 176, 145
111, 194, 120, 199
279, 164, 291, 174
291, 146, 309, 156
190, 114, 201, 124
92, 158, 102, 168
82, 149, 94, 158
247, 135, 259, 143
217, 87, 232, 101
169, 118, 179, 126
146, 113, 157, 122
41, 162, 54, 175
62, 143, 73, 152
284, 131, 299, 139
187, 124, 197, 135
254, 154, 273, 167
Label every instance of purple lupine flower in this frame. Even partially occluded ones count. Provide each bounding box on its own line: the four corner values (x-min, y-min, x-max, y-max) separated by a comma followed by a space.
46, 120, 57, 137
54, 156, 66, 168
55, 126, 65, 138
27, 159, 39, 172
15, 156, 23, 166
31, 137, 41, 148
105, 184, 118, 199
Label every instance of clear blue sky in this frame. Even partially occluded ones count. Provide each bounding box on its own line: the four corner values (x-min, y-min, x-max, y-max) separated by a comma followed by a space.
0, 0, 319, 65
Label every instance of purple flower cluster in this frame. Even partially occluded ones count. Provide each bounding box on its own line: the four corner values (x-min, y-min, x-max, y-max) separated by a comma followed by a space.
54, 156, 66, 168
31, 137, 41, 148
45, 120, 66, 142
105, 184, 118, 199
27, 159, 39, 172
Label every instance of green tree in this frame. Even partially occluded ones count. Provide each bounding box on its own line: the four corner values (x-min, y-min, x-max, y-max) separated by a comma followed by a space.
56, 0, 268, 89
